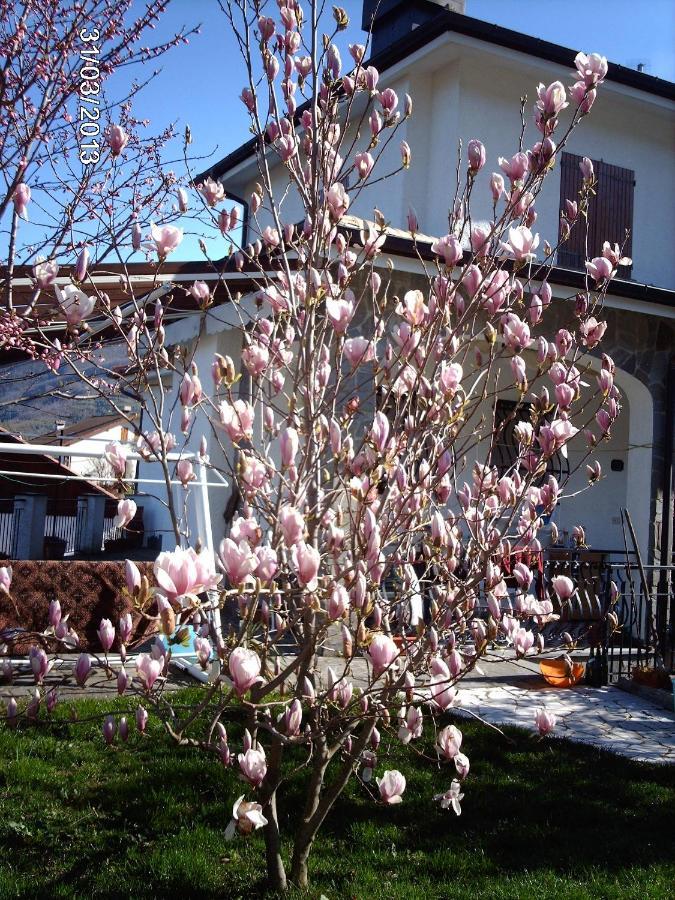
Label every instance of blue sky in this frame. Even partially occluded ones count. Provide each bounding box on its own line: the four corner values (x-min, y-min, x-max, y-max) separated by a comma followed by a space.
135, 0, 674, 166
120, 0, 673, 260
11, 0, 673, 264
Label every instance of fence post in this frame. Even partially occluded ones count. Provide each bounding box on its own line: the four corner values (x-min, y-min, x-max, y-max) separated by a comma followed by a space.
75, 495, 106, 554
12, 494, 48, 559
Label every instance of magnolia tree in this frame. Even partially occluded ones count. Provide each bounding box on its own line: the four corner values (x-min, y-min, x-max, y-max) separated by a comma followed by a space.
0, 0, 627, 891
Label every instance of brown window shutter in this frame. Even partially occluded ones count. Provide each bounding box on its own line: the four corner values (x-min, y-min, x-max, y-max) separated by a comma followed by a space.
558, 152, 634, 277
558, 152, 587, 270
595, 160, 634, 279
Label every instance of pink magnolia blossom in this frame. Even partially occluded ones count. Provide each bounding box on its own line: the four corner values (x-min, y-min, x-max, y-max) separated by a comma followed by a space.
74, 653, 91, 686
29, 647, 52, 684
104, 443, 127, 478
368, 634, 399, 677
360, 223, 386, 258
240, 454, 268, 491
219, 538, 258, 586
585, 256, 613, 282
327, 584, 349, 619
467, 139, 486, 172
190, 280, 211, 303
198, 176, 225, 207
498, 152, 529, 183
490, 172, 506, 202
438, 362, 463, 395
98, 619, 115, 652
225, 795, 268, 841
194, 636, 211, 670
454, 753, 471, 779
279, 505, 305, 546
326, 183, 350, 221
535, 707, 557, 735
279, 426, 299, 468
114, 498, 137, 529
552, 575, 575, 601
136, 653, 162, 691
177, 187, 189, 212
283, 698, 303, 736
400, 140, 411, 167
536, 81, 568, 117
579, 317, 607, 348
292, 541, 320, 590
377, 770, 406, 804
149, 223, 183, 259
570, 81, 596, 113
136, 705, 148, 734
579, 156, 594, 181
254, 544, 277, 582
124, 561, 140, 598
500, 226, 539, 261
33, 258, 59, 289
431, 233, 463, 267
514, 628, 534, 656
106, 124, 129, 156
326, 295, 355, 334
343, 337, 375, 367
574, 51, 608, 87
435, 780, 464, 815
238, 745, 267, 787
74, 245, 89, 282
153, 546, 221, 603
537, 418, 578, 455
502, 313, 533, 351
55, 284, 96, 325
176, 460, 196, 487
437, 724, 463, 760
398, 289, 427, 326
398, 706, 423, 744
48, 599, 61, 628
242, 341, 270, 376
13, 182, 31, 219
354, 151, 374, 179
0, 566, 11, 594
103, 715, 116, 745
429, 672, 457, 710
219, 400, 255, 443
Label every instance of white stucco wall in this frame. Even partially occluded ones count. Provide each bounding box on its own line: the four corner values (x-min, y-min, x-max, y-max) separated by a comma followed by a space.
222, 36, 675, 290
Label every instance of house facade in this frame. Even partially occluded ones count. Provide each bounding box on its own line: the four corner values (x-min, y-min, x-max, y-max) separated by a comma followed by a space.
164, 0, 673, 568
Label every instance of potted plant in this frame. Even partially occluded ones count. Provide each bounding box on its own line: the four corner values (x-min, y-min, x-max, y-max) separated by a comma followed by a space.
43, 535, 67, 560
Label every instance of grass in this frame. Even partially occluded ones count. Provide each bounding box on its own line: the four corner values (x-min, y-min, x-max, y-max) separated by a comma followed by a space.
0, 689, 673, 899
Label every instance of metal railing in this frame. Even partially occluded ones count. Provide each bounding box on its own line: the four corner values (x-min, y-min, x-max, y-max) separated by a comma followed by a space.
606, 562, 674, 681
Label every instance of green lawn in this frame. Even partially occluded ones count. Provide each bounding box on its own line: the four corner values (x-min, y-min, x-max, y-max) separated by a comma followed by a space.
0, 689, 673, 899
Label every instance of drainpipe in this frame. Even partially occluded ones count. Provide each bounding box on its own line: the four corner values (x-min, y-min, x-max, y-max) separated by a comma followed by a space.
657, 356, 674, 663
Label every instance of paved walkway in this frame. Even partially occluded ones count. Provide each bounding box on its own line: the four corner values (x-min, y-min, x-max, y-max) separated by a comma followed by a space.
455, 679, 675, 764
3, 651, 674, 764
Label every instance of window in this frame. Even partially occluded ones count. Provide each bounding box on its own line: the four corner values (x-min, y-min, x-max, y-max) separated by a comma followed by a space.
558, 152, 634, 278
493, 400, 570, 482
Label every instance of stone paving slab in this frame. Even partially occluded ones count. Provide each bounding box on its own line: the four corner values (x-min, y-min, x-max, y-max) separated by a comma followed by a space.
453, 681, 675, 764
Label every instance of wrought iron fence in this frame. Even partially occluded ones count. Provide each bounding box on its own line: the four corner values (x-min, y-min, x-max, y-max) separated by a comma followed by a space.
606, 563, 674, 681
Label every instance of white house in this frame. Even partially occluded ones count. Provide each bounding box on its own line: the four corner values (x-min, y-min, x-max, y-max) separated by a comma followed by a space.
135, 0, 675, 571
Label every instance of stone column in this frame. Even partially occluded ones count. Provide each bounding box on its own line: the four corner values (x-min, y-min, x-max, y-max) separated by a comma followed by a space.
12, 494, 48, 559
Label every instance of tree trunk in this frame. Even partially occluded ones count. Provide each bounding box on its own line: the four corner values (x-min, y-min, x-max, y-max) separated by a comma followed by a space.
259, 735, 287, 891
290, 719, 377, 886
263, 790, 287, 892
